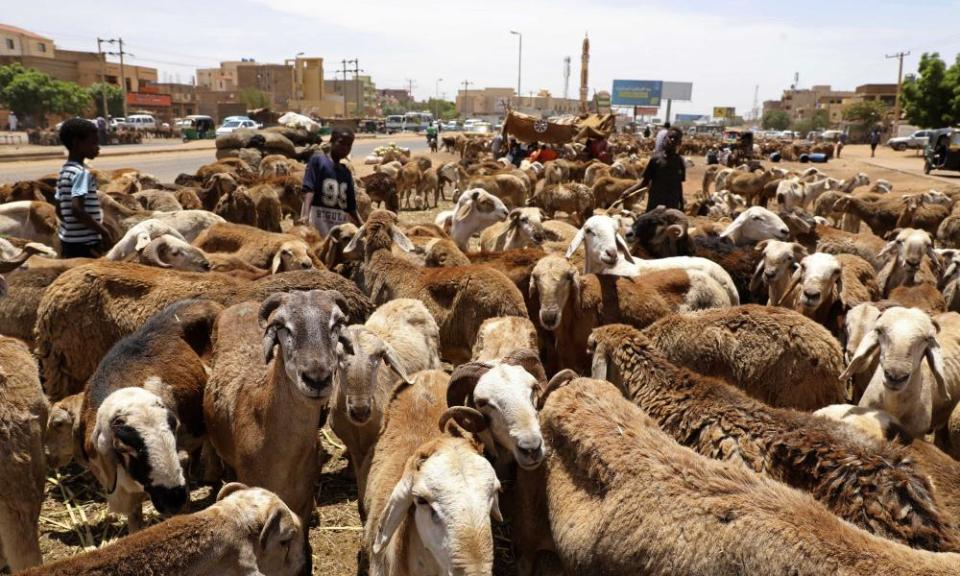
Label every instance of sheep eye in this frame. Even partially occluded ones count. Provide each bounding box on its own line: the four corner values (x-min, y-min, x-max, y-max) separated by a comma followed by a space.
415, 496, 428, 506
474, 397, 489, 409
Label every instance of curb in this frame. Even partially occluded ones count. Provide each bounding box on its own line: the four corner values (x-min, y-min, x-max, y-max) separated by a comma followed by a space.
0, 143, 216, 164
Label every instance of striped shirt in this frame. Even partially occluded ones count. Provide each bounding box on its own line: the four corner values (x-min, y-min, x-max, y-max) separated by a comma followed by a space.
56, 161, 102, 244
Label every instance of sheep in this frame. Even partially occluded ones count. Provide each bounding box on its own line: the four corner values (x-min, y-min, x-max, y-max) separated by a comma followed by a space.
35, 263, 371, 400
877, 227, 941, 295
0, 336, 47, 571
359, 171, 400, 213
835, 195, 950, 238
447, 188, 509, 249
0, 200, 58, 245
774, 176, 834, 211
589, 323, 960, 551
779, 252, 880, 334
105, 220, 189, 261
813, 404, 905, 442
478, 207, 546, 253
134, 235, 211, 272
725, 169, 779, 205
530, 254, 731, 373
749, 239, 807, 304
590, 176, 640, 208
471, 316, 539, 362
360, 370, 501, 576
642, 305, 847, 410
192, 223, 318, 271
20, 483, 306, 576
842, 307, 960, 440
871, 178, 893, 194
132, 189, 183, 212
45, 392, 84, 470
397, 160, 421, 209
717, 206, 790, 245
537, 377, 960, 576
205, 290, 352, 540
344, 210, 527, 364
147, 210, 226, 242
330, 299, 440, 494
526, 182, 595, 226
568, 214, 740, 305
78, 299, 221, 531
781, 209, 889, 270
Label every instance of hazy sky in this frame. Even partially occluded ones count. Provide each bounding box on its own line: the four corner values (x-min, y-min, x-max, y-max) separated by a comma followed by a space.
7, 0, 960, 116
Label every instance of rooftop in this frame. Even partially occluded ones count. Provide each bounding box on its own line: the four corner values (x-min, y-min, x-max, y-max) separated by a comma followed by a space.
0, 23, 52, 41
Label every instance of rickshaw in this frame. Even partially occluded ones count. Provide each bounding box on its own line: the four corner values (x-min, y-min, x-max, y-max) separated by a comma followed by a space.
924, 127, 960, 174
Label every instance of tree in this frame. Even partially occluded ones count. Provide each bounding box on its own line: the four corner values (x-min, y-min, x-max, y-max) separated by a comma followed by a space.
0, 63, 92, 126
901, 52, 955, 128
946, 53, 960, 126
761, 109, 790, 131
239, 87, 270, 109
791, 109, 830, 135
842, 100, 888, 131
88, 82, 124, 117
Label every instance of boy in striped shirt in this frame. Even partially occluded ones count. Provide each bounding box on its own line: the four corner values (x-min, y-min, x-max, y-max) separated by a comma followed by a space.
56, 118, 112, 258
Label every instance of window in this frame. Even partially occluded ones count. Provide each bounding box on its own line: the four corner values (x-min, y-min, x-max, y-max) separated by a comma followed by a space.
37, 42, 46, 53
5, 39, 14, 50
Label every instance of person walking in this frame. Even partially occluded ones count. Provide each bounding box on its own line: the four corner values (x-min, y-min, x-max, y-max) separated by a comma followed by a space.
870, 129, 881, 158
654, 121, 671, 153
8, 112, 17, 131
640, 127, 686, 212
299, 128, 362, 236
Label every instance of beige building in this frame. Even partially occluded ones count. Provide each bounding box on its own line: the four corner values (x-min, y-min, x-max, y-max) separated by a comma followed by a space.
456, 87, 582, 118
324, 74, 377, 116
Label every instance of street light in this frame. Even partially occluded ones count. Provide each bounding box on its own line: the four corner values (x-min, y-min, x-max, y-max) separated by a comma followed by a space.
510, 30, 522, 106
435, 78, 443, 122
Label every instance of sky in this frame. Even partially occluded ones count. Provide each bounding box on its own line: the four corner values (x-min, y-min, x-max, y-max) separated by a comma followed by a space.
7, 0, 960, 117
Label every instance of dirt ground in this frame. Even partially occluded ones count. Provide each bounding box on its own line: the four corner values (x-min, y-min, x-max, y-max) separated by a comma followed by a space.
31, 141, 959, 575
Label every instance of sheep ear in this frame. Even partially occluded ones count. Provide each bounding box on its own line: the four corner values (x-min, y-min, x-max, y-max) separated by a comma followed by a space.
777, 267, 803, 307
455, 201, 474, 223
754, 239, 770, 253
262, 325, 279, 363
381, 342, 413, 385
134, 233, 152, 252
91, 420, 118, 494
878, 240, 899, 262
926, 338, 951, 403
343, 225, 366, 255
216, 482, 250, 502
491, 490, 503, 523
590, 346, 609, 380
390, 226, 415, 253
749, 258, 766, 295
720, 215, 744, 239
528, 275, 537, 297
259, 506, 284, 552
373, 465, 415, 554
840, 329, 879, 381
270, 250, 284, 274
616, 234, 635, 263
565, 228, 585, 259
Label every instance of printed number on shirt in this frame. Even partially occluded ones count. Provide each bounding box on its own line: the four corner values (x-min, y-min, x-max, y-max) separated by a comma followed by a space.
321, 178, 348, 209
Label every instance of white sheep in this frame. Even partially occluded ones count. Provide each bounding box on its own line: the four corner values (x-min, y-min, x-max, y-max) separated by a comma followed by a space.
448, 188, 509, 249
749, 240, 807, 305
566, 214, 740, 305
718, 206, 790, 245
105, 219, 188, 261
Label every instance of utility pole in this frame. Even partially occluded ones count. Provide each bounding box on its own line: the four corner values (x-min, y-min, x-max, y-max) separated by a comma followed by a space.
348, 59, 362, 117
510, 31, 522, 101
405, 78, 417, 103
96, 38, 109, 117
460, 80, 473, 117
435, 78, 443, 120
886, 51, 910, 136
103, 38, 130, 117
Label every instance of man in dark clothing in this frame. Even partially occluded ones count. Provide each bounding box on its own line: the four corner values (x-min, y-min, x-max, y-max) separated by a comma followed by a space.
300, 128, 362, 236
640, 127, 686, 212
870, 129, 881, 158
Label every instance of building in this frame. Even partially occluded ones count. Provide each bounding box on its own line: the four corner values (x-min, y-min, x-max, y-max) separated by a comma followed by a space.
764, 84, 855, 127
849, 84, 898, 107
153, 82, 198, 119
287, 57, 340, 117
455, 86, 582, 118
0, 23, 157, 92
324, 74, 377, 116
199, 58, 342, 117
377, 88, 412, 107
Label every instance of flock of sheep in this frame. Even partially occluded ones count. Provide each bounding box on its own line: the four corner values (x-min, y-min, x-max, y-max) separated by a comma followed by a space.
3, 135, 960, 576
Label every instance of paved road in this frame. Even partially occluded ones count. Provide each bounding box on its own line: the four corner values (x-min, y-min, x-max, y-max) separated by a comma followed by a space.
0, 136, 430, 184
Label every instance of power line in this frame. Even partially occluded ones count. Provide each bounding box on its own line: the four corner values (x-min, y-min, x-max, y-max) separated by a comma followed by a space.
886, 50, 910, 135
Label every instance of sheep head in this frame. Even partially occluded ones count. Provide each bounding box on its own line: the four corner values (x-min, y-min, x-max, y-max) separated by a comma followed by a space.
750, 240, 806, 297
720, 206, 790, 245
339, 326, 412, 425
785, 253, 843, 314
139, 235, 210, 272
450, 189, 509, 249
90, 387, 188, 516
271, 240, 314, 274
344, 210, 414, 259
507, 207, 546, 246
259, 289, 352, 401
568, 215, 634, 274
880, 228, 940, 281
215, 485, 307, 576
530, 254, 580, 330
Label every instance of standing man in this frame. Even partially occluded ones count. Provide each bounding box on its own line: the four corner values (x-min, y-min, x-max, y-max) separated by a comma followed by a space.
8, 112, 17, 131
639, 126, 686, 212
654, 121, 672, 153
300, 128, 362, 236
870, 128, 881, 158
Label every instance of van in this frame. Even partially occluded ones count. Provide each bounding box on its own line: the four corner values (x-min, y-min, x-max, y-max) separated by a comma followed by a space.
124, 114, 157, 130
385, 115, 405, 133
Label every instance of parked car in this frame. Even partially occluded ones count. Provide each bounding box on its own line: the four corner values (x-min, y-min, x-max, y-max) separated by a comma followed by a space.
888, 130, 931, 151
215, 118, 258, 136
442, 121, 460, 131
123, 114, 157, 131
109, 117, 126, 129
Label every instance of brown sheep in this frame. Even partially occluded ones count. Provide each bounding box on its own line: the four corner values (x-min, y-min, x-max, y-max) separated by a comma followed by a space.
358, 172, 400, 213
591, 176, 640, 208
726, 169, 778, 205
537, 377, 960, 576
835, 195, 950, 238
0, 336, 47, 571
526, 182, 595, 226
245, 183, 284, 232
35, 264, 372, 400
192, 223, 320, 271
344, 210, 528, 364
642, 305, 846, 410
398, 160, 421, 210
0, 261, 91, 345
213, 186, 259, 228
172, 188, 203, 210
590, 324, 960, 552
470, 173, 527, 208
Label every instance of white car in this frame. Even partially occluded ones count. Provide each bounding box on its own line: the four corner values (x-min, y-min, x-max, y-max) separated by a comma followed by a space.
124, 114, 157, 131
215, 118, 258, 136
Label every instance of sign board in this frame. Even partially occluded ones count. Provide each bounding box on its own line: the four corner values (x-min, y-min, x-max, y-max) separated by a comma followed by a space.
127, 92, 172, 107
611, 80, 662, 107
634, 106, 659, 116
662, 81, 693, 101
713, 106, 736, 119
675, 113, 707, 123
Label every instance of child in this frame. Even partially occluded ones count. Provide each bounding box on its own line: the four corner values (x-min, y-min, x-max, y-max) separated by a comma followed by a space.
56, 118, 112, 258
299, 128, 362, 236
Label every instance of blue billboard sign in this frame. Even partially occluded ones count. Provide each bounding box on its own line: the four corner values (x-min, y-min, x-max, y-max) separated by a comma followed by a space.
675, 113, 707, 123
611, 80, 663, 106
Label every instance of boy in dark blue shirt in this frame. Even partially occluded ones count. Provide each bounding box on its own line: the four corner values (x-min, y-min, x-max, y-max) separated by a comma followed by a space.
300, 128, 362, 236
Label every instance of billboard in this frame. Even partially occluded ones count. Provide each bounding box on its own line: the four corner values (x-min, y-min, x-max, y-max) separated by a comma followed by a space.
611, 80, 662, 106
127, 92, 172, 107
713, 106, 736, 119
662, 81, 693, 101
675, 113, 707, 123
634, 106, 659, 116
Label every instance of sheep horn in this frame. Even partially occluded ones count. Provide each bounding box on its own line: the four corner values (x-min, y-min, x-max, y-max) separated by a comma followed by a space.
140, 237, 173, 269
0, 249, 32, 274
438, 406, 488, 435
536, 370, 579, 411
500, 349, 547, 383
777, 271, 802, 307
447, 362, 493, 407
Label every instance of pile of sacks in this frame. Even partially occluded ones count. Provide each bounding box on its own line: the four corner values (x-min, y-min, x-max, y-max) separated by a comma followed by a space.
216, 127, 324, 167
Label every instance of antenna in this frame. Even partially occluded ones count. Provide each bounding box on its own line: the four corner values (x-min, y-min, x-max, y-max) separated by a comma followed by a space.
751, 84, 759, 121
563, 56, 571, 100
